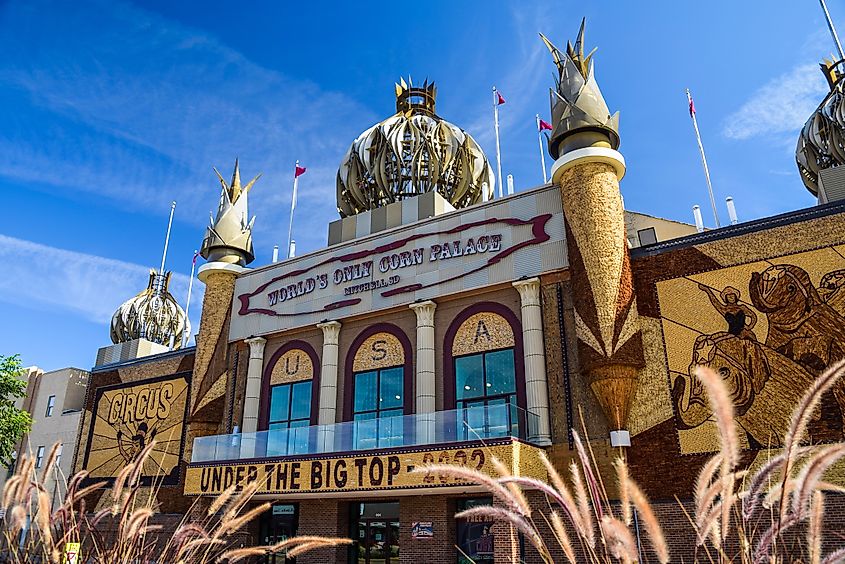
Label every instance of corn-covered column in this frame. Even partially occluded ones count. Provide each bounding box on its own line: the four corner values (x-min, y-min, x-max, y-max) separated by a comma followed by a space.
317, 320, 342, 451
542, 21, 644, 438
410, 300, 437, 443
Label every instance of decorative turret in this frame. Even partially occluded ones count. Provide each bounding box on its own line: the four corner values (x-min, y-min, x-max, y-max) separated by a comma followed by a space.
796, 57, 845, 196
108, 201, 188, 351
542, 19, 644, 435
110, 270, 188, 349
200, 160, 260, 266
336, 78, 494, 218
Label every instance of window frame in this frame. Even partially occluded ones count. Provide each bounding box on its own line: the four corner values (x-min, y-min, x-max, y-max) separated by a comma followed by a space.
443, 303, 527, 414
45, 395, 56, 417
258, 341, 321, 432
35, 446, 45, 469
453, 346, 520, 439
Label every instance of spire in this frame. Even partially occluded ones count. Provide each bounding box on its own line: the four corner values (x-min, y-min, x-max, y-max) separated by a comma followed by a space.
200, 160, 260, 266
540, 18, 620, 157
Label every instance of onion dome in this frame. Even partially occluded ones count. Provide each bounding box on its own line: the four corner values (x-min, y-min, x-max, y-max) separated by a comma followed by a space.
110, 270, 188, 348
200, 160, 260, 266
540, 18, 620, 158
336, 78, 494, 218
796, 58, 845, 196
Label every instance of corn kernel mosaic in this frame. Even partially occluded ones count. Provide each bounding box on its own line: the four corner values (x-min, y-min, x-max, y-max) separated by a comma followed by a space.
655, 244, 845, 454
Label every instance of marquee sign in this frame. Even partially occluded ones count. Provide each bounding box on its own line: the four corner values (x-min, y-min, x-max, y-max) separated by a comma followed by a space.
229, 187, 567, 339
184, 439, 545, 496
81, 373, 190, 484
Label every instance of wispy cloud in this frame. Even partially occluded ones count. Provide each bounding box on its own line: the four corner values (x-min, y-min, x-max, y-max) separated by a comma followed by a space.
722, 63, 827, 141
0, 0, 376, 254
0, 234, 203, 336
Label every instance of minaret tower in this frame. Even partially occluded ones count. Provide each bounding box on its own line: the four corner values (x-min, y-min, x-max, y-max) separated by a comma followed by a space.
185, 160, 260, 459
541, 20, 644, 435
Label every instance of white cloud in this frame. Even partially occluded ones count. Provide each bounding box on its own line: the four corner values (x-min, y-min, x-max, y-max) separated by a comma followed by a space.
0, 234, 203, 336
722, 63, 828, 140
0, 0, 376, 255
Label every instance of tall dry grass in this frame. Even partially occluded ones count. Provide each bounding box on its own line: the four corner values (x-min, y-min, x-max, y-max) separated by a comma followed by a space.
421, 360, 845, 563
0, 441, 350, 563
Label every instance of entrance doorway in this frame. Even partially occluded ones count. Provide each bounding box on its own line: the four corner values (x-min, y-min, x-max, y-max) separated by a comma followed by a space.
353, 502, 400, 564
259, 503, 299, 563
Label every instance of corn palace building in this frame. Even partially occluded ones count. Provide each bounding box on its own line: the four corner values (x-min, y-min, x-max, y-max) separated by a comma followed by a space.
73, 22, 845, 563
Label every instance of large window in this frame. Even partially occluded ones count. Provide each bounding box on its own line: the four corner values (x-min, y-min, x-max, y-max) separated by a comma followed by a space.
267, 380, 312, 455
456, 497, 494, 563
455, 348, 518, 439
353, 367, 404, 449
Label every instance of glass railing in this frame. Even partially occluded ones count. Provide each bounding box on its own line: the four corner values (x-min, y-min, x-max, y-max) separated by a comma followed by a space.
190, 403, 541, 463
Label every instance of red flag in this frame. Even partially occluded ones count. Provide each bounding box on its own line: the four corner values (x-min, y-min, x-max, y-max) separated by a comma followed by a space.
295, 164, 307, 178
538, 118, 552, 131
688, 96, 696, 118
496, 91, 506, 105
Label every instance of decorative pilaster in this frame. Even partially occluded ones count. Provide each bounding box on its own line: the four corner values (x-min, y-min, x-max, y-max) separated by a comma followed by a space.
512, 278, 552, 445
409, 301, 437, 414
242, 336, 267, 434
410, 300, 437, 443
317, 321, 342, 426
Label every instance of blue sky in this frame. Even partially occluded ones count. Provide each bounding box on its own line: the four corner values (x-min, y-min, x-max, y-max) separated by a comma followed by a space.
0, 0, 835, 370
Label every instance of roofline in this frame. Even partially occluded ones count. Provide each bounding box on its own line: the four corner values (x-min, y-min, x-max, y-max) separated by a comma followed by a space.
631, 199, 845, 258
91, 345, 196, 374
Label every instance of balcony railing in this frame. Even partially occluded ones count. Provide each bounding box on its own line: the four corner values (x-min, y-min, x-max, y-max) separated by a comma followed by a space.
190, 404, 540, 463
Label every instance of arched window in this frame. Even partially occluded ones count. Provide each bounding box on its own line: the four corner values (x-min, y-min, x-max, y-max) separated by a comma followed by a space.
345, 325, 413, 450
445, 304, 525, 440
261, 342, 320, 455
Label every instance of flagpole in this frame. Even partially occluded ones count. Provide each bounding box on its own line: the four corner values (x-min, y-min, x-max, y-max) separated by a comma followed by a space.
686, 89, 720, 228
493, 86, 503, 198
182, 250, 197, 348
160, 201, 176, 275
536, 114, 548, 184
286, 160, 299, 259
820, 0, 845, 61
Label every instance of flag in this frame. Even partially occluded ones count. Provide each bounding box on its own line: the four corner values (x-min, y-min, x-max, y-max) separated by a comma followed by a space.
192, 251, 199, 265
688, 96, 696, 117
496, 91, 506, 105
295, 164, 307, 178
538, 118, 552, 131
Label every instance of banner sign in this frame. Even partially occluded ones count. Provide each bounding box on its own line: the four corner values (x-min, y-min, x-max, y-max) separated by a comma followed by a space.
184, 440, 545, 496
229, 186, 566, 339
82, 373, 190, 484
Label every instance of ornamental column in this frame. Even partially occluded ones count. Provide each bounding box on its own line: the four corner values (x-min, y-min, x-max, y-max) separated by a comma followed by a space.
512, 278, 551, 445
542, 21, 644, 440
317, 320, 342, 451
242, 337, 267, 434
410, 300, 437, 443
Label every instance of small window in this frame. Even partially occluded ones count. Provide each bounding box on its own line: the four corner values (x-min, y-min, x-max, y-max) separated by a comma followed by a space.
456, 497, 495, 563
55, 444, 63, 466
35, 446, 45, 469
637, 227, 657, 246
45, 395, 56, 417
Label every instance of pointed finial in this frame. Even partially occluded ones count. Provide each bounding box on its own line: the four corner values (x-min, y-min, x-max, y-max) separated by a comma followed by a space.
230, 158, 242, 201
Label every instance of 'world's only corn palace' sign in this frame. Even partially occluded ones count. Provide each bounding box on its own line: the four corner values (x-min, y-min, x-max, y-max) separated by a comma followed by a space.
184, 439, 546, 496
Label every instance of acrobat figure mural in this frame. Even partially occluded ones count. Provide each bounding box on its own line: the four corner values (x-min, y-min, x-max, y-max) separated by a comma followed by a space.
698, 283, 757, 340
671, 261, 845, 450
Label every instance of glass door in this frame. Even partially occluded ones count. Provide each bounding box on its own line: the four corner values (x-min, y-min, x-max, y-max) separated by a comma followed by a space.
259, 504, 298, 564
353, 502, 400, 564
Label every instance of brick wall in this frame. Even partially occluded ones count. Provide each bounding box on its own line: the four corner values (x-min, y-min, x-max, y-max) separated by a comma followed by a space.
296, 498, 350, 563
400, 495, 456, 564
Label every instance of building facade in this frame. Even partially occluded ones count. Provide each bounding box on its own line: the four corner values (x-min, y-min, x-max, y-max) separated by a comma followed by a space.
3, 367, 90, 508
71, 25, 845, 564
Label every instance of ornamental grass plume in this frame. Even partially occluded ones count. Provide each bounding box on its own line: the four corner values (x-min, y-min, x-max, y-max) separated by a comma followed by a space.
425, 361, 845, 563
0, 440, 350, 563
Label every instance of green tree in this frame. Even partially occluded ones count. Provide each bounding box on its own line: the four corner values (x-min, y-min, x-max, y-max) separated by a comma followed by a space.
0, 355, 33, 466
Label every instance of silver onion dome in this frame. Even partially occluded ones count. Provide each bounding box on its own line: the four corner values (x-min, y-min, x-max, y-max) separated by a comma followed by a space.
110, 270, 188, 349
797, 58, 845, 196
336, 78, 494, 217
